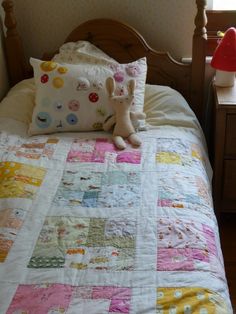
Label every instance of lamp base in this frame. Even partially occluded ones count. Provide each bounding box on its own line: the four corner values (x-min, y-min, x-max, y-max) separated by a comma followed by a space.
215, 70, 235, 87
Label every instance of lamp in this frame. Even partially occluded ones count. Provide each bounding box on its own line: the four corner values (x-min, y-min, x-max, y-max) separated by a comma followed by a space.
211, 27, 236, 87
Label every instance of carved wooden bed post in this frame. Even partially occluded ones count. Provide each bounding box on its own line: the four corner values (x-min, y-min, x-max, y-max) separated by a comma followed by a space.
191, 0, 207, 122
2, 0, 29, 86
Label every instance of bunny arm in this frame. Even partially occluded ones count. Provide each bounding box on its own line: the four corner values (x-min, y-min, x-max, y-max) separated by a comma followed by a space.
103, 115, 116, 132
130, 111, 146, 120
103, 111, 145, 133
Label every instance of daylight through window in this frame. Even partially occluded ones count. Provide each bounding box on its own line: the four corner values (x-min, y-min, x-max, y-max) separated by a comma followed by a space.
209, 0, 236, 10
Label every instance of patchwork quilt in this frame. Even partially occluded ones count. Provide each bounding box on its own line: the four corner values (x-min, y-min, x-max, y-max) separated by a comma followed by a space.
0, 125, 233, 313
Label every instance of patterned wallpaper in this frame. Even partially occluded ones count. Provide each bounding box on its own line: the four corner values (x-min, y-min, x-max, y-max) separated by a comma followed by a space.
14, 0, 196, 61
0, 5, 9, 100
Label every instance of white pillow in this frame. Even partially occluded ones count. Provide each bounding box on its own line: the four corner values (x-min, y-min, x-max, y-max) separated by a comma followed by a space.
53, 41, 116, 64
144, 84, 202, 130
29, 56, 147, 135
0, 79, 35, 124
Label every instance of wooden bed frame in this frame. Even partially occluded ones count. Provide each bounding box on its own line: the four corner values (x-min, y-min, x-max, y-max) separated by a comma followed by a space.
1, 0, 207, 123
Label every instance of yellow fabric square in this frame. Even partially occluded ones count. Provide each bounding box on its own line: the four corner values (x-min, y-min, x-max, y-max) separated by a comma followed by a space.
156, 152, 181, 164
0, 162, 46, 199
156, 287, 218, 313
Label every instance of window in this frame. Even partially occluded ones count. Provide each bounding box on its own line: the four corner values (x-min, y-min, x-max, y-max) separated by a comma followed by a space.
207, 0, 236, 10
206, 1, 236, 54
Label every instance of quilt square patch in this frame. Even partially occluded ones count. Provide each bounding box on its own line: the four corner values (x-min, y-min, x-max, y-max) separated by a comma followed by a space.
53, 170, 141, 208
157, 218, 219, 273
0, 162, 46, 199
156, 138, 206, 170
67, 138, 141, 164
28, 217, 136, 270
156, 287, 221, 314
0, 208, 26, 262
157, 172, 213, 216
6, 138, 59, 160
6, 283, 73, 314
7, 284, 132, 314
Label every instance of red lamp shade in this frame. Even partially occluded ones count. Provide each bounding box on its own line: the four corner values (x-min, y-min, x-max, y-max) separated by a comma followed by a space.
211, 27, 236, 72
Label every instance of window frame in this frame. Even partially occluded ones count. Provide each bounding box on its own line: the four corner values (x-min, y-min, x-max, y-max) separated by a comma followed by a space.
206, 10, 236, 55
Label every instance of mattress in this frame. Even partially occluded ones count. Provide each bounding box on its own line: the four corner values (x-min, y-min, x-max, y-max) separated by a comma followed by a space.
0, 83, 233, 313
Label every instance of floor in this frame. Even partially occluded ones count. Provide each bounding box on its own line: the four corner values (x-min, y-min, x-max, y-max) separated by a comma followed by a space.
218, 214, 236, 312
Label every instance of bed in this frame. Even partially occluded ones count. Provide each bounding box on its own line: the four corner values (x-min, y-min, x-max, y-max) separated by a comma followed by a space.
0, 0, 233, 313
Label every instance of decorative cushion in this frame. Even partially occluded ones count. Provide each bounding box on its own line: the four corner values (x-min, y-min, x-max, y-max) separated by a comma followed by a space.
29, 56, 147, 135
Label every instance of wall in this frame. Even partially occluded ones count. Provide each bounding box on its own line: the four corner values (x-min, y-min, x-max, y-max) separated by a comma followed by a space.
0, 3, 9, 100
14, 0, 196, 61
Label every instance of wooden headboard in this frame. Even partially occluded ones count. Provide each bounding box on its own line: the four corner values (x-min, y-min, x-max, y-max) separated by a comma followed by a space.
1, 0, 207, 124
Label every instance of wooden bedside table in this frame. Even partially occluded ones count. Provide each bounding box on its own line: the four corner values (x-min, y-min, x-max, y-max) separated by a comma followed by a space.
213, 79, 236, 214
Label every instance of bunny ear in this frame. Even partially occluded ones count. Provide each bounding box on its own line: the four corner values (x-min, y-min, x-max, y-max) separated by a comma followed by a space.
127, 79, 136, 96
106, 77, 115, 97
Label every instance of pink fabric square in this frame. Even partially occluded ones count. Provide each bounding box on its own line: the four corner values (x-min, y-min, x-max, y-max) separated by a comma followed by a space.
157, 248, 194, 271
92, 287, 131, 312
192, 248, 209, 262
92, 287, 131, 300
67, 139, 116, 163
95, 138, 117, 153
90, 139, 115, 162
116, 151, 141, 164
157, 199, 173, 207
7, 284, 73, 314
67, 151, 93, 162
109, 298, 130, 313
203, 224, 217, 256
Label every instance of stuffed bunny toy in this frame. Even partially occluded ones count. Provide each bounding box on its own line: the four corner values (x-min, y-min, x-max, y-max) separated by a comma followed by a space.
103, 77, 146, 150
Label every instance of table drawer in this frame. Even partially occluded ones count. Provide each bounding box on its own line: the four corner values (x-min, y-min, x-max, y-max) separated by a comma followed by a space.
223, 160, 236, 201
225, 114, 236, 156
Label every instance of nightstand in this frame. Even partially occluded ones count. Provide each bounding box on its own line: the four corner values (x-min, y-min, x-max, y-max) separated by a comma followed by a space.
213, 79, 236, 214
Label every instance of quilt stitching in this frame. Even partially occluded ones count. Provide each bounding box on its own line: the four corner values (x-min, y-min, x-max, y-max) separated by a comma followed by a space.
67, 138, 141, 164
53, 170, 141, 208
157, 172, 213, 218
156, 218, 223, 276
0, 162, 46, 262
6, 284, 131, 314
0, 132, 231, 313
156, 138, 206, 173
0, 208, 26, 262
28, 216, 136, 270
156, 287, 224, 313
0, 136, 59, 161
0, 162, 46, 199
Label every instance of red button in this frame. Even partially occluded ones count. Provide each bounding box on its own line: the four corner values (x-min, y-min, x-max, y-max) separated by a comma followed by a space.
41, 74, 49, 83
89, 92, 99, 102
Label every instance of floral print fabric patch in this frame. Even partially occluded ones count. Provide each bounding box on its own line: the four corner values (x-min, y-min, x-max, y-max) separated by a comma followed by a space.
28, 216, 136, 270
6, 284, 131, 314
0, 161, 45, 199
0, 208, 26, 262
53, 170, 141, 208
67, 138, 141, 164
156, 218, 224, 277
